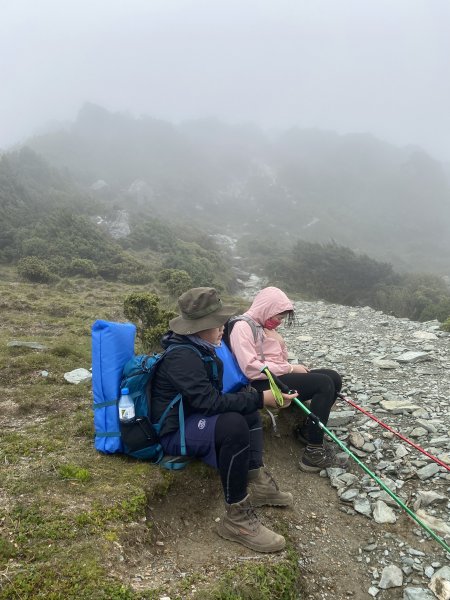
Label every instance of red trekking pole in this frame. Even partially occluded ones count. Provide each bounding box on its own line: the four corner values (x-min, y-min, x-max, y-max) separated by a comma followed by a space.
338, 393, 450, 472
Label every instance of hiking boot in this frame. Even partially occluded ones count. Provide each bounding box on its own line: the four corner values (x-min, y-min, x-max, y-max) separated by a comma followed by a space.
248, 467, 293, 507
216, 495, 286, 553
299, 445, 334, 473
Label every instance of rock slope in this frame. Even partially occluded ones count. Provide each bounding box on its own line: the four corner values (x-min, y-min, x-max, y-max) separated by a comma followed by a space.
282, 299, 450, 597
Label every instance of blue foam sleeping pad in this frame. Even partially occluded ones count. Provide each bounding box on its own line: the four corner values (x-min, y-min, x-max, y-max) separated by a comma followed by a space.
92, 320, 136, 453
215, 342, 249, 393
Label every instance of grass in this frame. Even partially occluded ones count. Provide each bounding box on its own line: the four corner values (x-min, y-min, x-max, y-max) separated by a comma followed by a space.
0, 269, 305, 599
0, 272, 173, 599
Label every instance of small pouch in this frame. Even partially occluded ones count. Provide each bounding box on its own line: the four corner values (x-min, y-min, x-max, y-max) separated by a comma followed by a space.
120, 417, 159, 453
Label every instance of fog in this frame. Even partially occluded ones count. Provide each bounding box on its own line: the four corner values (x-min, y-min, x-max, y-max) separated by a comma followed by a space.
1, 0, 450, 161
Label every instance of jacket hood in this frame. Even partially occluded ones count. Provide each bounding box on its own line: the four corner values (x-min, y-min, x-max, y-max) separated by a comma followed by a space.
160, 331, 190, 349
245, 287, 294, 325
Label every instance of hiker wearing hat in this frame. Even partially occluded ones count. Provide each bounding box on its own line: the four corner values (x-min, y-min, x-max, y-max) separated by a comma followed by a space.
150, 287, 297, 553
228, 286, 342, 472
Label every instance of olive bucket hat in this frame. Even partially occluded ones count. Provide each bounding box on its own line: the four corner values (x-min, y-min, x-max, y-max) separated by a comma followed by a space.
169, 287, 235, 335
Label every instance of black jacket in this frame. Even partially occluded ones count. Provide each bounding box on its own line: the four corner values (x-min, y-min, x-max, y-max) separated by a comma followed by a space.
150, 332, 264, 438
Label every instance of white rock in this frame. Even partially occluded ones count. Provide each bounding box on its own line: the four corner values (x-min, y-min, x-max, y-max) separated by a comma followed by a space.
379, 564, 403, 589
354, 497, 372, 517
380, 400, 421, 413
327, 410, 355, 427
373, 358, 399, 369
429, 566, 450, 600
416, 463, 441, 481
373, 500, 397, 524
7, 340, 48, 350
349, 431, 365, 449
413, 331, 438, 340
410, 427, 428, 438
416, 510, 450, 536
63, 368, 92, 384
396, 351, 430, 363
395, 445, 409, 459
416, 490, 447, 507
403, 588, 435, 600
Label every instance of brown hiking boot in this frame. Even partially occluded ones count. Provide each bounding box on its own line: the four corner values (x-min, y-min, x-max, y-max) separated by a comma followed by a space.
216, 495, 286, 553
248, 467, 293, 507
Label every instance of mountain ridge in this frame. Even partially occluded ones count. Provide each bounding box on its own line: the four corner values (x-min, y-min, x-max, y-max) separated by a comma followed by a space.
22, 104, 450, 275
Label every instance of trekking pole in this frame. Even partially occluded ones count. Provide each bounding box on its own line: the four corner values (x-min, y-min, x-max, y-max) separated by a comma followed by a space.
262, 367, 450, 556
337, 393, 450, 472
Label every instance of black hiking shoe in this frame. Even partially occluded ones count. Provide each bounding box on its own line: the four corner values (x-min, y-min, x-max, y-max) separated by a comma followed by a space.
299, 445, 334, 473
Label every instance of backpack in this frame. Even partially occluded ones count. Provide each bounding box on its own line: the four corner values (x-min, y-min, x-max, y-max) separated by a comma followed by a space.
215, 342, 249, 393
215, 315, 266, 393
119, 344, 213, 469
92, 320, 218, 470
222, 314, 266, 360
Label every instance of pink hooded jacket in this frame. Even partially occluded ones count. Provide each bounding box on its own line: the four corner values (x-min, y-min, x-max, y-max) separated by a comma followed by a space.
229, 287, 294, 380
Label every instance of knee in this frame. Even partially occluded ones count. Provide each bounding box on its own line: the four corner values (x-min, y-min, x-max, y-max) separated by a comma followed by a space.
217, 412, 250, 446
319, 371, 342, 396
316, 376, 335, 405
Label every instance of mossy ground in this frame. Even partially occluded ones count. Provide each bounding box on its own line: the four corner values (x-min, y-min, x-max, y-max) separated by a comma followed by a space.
0, 268, 305, 599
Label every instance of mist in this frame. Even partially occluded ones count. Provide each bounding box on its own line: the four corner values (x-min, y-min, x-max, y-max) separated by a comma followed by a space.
1, 0, 450, 161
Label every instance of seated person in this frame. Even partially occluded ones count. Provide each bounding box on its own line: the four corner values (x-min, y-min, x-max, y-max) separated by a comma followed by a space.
228, 286, 342, 472
150, 287, 297, 553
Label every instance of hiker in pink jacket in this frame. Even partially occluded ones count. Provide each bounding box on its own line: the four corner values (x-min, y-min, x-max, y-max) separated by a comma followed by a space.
228, 286, 342, 473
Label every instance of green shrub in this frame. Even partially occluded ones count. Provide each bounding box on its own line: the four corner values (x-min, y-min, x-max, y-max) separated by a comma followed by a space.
128, 217, 176, 252
17, 256, 56, 284
96, 262, 121, 280
123, 292, 176, 351
163, 238, 232, 291
68, 258, 98, 278
21, 236, 49, 258
58, 464, 91, 482
264, 239, 450, 323
117, 258, 153, 285
159, 268, 192, 298
441, 316, 450, 332
0, 536, 17, 560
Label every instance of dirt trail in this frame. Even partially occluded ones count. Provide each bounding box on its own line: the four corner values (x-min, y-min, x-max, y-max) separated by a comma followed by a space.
115, 414, 428, 600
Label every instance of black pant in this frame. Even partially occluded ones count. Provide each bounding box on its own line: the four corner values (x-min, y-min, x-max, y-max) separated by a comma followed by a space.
215, 411, 263, 504
252, 369, 342, 444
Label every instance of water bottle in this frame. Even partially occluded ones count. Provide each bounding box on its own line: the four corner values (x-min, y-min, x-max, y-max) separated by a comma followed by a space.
118, 387, 135, 422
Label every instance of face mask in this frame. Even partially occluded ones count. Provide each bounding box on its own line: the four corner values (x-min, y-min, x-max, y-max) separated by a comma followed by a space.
264, 317, 282, 330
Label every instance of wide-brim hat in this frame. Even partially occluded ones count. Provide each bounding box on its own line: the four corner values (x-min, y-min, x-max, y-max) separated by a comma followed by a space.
169, 287, 235, 335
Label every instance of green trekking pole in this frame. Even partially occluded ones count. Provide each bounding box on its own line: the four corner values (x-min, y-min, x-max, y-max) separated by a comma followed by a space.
262, 367, 450, 556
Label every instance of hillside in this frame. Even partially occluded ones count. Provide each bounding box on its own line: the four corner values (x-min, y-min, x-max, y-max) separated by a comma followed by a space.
25, 103, 450, 275
0, 272, 449, 599
0, 147, 235, 292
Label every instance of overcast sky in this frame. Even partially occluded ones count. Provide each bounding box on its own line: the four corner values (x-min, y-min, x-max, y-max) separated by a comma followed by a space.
1, 0, 450, 161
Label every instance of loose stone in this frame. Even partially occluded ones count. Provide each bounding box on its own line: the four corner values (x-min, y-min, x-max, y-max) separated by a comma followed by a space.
379, 564, 403, 589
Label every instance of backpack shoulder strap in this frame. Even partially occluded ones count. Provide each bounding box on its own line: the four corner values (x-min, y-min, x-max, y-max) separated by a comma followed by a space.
165, 343, 219, 383
227, 315, 265, 361
152, 343, 219, 460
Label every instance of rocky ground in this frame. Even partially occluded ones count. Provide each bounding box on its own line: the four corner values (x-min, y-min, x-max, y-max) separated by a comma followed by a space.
118, 297, 450, 600
2, 274, 449, 599
280, 298, 450, 599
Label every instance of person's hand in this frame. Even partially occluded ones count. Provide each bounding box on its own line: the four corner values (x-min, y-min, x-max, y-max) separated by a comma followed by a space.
263, 389, 297, 408
293, 364, 310, 373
